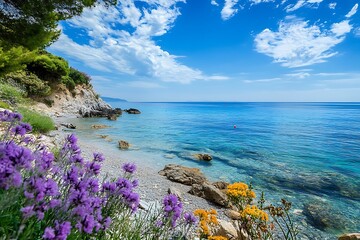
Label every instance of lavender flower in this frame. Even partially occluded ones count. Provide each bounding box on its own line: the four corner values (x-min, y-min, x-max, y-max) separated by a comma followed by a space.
11, 123, 32, 136
184, 212, 197, 225
93, 152, 105, 162
43, 221, 71, 240
122, 163, 136, 174
162, 194, 183, 228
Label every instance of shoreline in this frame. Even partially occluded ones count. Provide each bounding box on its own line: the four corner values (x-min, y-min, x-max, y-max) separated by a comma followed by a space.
49, 114, 228, 218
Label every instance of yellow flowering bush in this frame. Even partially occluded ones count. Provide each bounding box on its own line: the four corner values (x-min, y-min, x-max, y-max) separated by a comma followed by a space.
226, 182, 256, 210
194, 209, 219, 238
242, 205, 269, 221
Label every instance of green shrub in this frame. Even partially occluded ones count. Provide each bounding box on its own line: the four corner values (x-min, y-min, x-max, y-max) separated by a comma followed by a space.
61, 75, 76, 90
4, 71, 51, 97
69, 67, 91, 85
0, 82, 25, 103
27, 53, 69, 82
0, 100, 11, 109
17, 107, 55, 133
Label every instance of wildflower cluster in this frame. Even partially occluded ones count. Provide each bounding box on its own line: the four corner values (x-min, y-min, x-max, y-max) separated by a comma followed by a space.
162, 194, 183, 228
0, 110, 140, 239
226, 182, 256, 209
241, 205, 269, 221
194, 208, 219, 238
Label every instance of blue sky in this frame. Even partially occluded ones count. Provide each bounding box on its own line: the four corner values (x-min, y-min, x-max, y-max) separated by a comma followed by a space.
48, 0, 360, 102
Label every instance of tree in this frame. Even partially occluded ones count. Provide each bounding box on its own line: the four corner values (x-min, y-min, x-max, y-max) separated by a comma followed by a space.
0, 0, 117, 50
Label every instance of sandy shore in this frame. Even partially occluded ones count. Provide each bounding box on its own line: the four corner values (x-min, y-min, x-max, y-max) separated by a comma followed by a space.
51, 115, 227, 218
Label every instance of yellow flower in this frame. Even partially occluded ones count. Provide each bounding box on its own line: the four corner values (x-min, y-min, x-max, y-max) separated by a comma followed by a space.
226, 182, 256, 199
194, 208, 219, 237
241, 205, 269, 222
208, 236, 228, 240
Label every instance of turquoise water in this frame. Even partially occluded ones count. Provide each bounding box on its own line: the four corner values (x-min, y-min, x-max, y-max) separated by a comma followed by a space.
70, 102, 360, 239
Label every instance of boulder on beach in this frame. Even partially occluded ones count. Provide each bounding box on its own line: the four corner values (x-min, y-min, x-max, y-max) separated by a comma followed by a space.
193, 153, 212, 161
118, 140, 130, 149
124, 108, 141, 114
91, 124, 110, 129
158, 164, 207, 185
189, 182, 228, 207
168, 186, 183, 200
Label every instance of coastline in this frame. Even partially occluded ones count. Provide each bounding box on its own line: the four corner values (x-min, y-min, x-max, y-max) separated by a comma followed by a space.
49, 114, 227, 218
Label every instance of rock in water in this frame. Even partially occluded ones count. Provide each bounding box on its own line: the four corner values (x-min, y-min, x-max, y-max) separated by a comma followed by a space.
119, 140, 130, 149
158, 164, 207, 185
60, 123, 76, 129
124, 108, 141, 114
193, 153, 213, 161
107, 114, 117, 121
91, 124, 109, 129
338, 233, 360, 240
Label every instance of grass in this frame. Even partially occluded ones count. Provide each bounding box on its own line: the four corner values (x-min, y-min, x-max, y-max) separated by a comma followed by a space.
0, 82, 25, 104
0, 100, 11, 109
17, 107, 55, 133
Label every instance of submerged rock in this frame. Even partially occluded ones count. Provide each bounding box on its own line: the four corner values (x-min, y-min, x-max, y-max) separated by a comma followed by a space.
193, 153, 213, 161
303, 202, 347, 231
91, 124, 109, 129
158, 164, 207, 185
118, 140, 130, 149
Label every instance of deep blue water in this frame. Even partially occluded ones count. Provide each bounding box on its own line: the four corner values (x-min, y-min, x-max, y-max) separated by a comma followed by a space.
70, 102, 360, 239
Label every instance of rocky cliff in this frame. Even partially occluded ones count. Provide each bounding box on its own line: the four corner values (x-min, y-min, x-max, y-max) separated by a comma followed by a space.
34, 84, 116, 118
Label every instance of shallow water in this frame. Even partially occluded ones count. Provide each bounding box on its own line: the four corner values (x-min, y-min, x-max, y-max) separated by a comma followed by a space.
68, 102, 360, 239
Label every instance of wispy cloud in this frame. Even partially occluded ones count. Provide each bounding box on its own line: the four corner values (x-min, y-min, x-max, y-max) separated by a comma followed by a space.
285, 0, 324, 12
127, 81, 165, 88
243, 77, 282, 83
345, 3, 358, 18
211, 0, 219, 6
254, 17, 352, 68
328, 2, 337, 9
49, 1, 228, 84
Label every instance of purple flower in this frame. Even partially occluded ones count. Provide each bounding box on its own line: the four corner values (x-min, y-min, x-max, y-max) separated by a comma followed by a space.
86, 162, 101, 175
43, 221, 71, 240
184, 212, 197, 225
0, 110, 22, 122
122, 163, 136, 174
162, 194, 183, 228
35, 150, 54, 172
93, 152, 105, 162
21, 205, 35, 218
43, 227, 55, 239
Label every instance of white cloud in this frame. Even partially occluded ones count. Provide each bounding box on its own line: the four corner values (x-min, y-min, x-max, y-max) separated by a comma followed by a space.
221, 0, 239, 20
285, 72, 311, 78
354, 27, 360, 37
49, 1, 227, 84
250, 0, 274, 5
211, 0, 219, 6
328, 2, 337, 9
285, 0, 323, 12
254, 19, 352, 68
345, 3, 358, 18
331, 20, 352, 36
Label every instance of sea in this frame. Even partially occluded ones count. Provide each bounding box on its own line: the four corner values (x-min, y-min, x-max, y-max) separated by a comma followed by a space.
67, 101, 360, 239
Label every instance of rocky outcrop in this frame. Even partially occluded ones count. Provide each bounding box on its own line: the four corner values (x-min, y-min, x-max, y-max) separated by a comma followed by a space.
119, 140, 130, 149
189, 182, 228, 207
34, 84, 120, 118
338, 233, 360, 240
158, 164, 207, 186
107, 114, 118, 121
214, 219, 239, 240
225, 209, 241, 220
193, 153, 212, 161
124, 108, 141, 114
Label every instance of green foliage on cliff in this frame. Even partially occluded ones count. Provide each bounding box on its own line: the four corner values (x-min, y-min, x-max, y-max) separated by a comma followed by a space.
69, 67, 91, 85
27, 53, 69, 83
4, 71, 51, 97
0, 82, 25, 104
